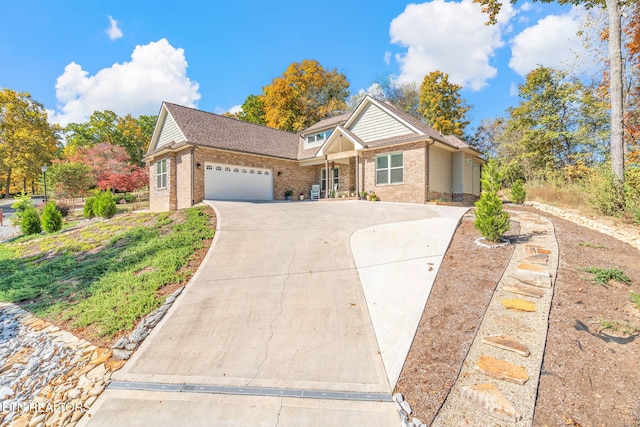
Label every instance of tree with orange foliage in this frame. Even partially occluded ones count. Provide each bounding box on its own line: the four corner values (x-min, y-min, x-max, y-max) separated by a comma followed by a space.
0, 89, 60, 197
262, 60, 349, 132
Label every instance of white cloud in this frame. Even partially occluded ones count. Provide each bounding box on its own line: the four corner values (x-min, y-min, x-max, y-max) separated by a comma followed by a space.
509, 6, 587, 76
106, 16, 123, 41
509, 82, 519, 96
520, 2, 533, 12
49, 38, 200, 125
227, 105, 242, 115
389, 0, 514, 91
384, 51, 392, 65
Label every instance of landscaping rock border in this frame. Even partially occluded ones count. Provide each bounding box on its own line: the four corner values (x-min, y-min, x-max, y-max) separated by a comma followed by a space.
524, 201, 640, 250
0, 287, 184, 427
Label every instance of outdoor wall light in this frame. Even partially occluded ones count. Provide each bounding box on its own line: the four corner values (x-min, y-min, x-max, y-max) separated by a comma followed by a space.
196, 162, 202, 169
277, 171, 282, 177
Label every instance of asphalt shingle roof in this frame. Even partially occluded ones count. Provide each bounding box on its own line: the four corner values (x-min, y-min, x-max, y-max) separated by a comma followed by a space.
301, 113, 351, 135
157, 98, 478, 162
164, 103, 301, 160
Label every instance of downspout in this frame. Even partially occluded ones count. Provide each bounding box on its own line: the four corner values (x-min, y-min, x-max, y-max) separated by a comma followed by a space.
355, 151, 359, 199
426, 140, 435, 203
190, 147, 195, 206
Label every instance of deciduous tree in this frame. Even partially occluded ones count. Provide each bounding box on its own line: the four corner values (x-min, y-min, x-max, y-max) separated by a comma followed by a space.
419, 71, 470, 137
364, 76, 421, 117
262, 60, 350, 131
48, 161, 95, 207
70, 142, 147, 192
114, 114, 156, 165
64, 110, 119, 154
234, 95, 266, 125
0, 89, 60, 197
473, 0, 626, 186
507, 67, 609, 173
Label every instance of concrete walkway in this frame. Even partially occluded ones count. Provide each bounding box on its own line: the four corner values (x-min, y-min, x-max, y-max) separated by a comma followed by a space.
81, 201, 466, 426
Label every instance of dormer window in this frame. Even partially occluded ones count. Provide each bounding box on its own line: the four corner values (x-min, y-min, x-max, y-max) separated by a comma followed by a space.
304, 130, 333, 148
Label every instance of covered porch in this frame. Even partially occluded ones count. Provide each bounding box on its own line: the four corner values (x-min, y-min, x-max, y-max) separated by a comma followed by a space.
311, 127, 365, 199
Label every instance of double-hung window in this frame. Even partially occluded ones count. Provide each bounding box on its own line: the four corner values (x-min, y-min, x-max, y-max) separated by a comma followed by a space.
156, 159, 167, 189
376, 152, 403, 185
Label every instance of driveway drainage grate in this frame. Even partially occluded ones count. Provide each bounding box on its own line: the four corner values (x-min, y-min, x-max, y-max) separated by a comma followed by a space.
108, 381, 392, 402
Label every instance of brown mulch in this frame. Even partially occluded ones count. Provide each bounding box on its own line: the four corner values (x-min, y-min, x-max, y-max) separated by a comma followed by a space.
395, 207, 640, 427
394, 213, 520, 425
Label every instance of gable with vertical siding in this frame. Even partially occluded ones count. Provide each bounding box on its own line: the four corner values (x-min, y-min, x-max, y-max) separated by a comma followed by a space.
348, 103, 416, 143
157, 112, 186, 148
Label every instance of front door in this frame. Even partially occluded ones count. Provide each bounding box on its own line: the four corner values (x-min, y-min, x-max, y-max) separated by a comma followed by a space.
321, 168, 339, 194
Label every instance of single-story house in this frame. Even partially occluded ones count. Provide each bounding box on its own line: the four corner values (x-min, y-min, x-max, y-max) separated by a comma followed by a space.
143, 95, 484, 212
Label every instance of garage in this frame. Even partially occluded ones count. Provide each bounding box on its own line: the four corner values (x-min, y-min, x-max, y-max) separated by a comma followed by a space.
204, 163, 273, 201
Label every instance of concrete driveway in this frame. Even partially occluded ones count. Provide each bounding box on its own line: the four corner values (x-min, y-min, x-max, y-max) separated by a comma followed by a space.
83, 201, 467, 426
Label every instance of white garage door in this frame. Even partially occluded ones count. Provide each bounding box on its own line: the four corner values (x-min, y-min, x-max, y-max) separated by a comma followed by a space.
204, 163, 273, 201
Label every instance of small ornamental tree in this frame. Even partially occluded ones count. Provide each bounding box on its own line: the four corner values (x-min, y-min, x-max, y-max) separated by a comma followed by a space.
474, 160, 510, 242
41, 201, 63, 233
510, 179, 526, 204
10, 191, 34, 227
21, 207, 42, 235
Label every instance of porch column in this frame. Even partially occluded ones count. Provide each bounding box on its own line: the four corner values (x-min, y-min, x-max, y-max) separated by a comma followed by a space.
355, 152, 359, 198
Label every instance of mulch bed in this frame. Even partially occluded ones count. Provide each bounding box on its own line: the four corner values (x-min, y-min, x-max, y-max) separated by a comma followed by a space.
395, 207, 640, 427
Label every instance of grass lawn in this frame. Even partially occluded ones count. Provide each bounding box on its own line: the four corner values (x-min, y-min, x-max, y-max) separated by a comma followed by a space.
0, 206, 214, 341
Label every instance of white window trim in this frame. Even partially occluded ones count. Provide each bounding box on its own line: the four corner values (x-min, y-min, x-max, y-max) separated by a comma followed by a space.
375, 152, 404, 185
156, 159, 168, 189
304, 130, 333, 149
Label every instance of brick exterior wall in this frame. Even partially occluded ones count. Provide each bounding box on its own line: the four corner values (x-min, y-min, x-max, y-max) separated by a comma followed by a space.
360, 142, 427, 204
148, 143, 480, 211
193, 148, 317, 203
176, 149, 193, 209
149, 154, 172, 212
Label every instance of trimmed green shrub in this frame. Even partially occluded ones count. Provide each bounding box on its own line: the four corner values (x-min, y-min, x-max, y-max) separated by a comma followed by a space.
84, 195, 96, 219
41, 201, 63, 233
475, 160, 510, 242
20, 208, 42, 235
10, 192, 34, 227
94, 191, 116, 219
510, 179, 526, 204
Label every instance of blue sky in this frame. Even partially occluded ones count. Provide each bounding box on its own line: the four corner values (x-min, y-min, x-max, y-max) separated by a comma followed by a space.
0, 0, 592, 131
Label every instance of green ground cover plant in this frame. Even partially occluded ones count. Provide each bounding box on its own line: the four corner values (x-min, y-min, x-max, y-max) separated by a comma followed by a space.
598, 319, 640, 336
631, 291, 640, 311
578, 266, 631, 287
0, 206, 214, 337
578, 241, 608, 249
